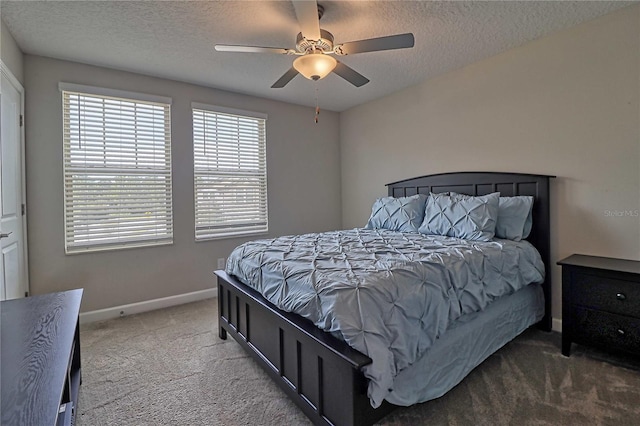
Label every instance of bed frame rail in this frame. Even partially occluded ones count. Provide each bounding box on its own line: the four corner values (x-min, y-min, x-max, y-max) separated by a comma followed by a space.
216, 271, 396, 426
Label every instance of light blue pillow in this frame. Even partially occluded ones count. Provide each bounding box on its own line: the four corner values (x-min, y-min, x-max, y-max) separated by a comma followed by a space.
496, 196, 534, 241
418, 192, 500, 241
365, 194, 428, 233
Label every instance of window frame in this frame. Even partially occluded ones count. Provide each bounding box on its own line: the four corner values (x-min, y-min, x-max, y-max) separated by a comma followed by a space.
60, 82, 174, 254
191, 102, 268, 241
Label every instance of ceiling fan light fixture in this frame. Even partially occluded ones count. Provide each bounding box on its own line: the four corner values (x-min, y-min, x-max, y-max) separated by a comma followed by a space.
293, 53, 337, 81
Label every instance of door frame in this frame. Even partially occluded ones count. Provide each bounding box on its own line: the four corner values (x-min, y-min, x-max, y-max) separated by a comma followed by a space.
1, 60, 29, 297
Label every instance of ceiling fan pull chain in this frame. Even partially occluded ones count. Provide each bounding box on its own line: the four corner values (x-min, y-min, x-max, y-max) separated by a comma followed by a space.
314, 83, 320, 124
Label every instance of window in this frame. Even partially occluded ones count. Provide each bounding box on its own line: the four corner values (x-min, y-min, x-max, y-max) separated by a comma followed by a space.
192, 103, 267, 240
61, 83, 173, 253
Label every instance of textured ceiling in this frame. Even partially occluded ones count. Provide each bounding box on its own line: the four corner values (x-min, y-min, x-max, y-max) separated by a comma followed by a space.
1, 1, 634, 111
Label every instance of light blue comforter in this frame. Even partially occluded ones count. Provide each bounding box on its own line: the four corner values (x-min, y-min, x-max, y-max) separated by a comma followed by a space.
225, 228, 544, 407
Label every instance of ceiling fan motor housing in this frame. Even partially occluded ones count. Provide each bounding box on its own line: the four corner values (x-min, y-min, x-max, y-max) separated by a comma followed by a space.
296, 29, 334, 53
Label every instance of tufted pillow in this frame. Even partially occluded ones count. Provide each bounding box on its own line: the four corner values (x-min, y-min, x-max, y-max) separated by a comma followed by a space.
418, 192, 500, 241
365, 194, 428, 233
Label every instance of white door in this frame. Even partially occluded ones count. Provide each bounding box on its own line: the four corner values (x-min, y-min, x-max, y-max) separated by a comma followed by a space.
1, 64, 28, 300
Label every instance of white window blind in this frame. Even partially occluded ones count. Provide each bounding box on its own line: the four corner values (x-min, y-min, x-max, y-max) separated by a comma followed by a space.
62, 86, 173, 253
192, 104, 267, 240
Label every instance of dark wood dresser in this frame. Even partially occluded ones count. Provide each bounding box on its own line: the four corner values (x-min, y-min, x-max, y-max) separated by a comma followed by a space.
558, 255, 640, 357
1, 289, 83, 426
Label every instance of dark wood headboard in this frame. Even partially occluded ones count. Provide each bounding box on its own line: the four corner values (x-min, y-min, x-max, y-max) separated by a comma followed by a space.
386, 171, 555, 331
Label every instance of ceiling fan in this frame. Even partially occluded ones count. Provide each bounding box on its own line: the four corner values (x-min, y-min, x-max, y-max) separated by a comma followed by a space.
214, 0, 415, 89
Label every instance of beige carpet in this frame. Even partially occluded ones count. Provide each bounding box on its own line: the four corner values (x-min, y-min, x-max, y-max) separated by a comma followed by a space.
77, 299, 640, 426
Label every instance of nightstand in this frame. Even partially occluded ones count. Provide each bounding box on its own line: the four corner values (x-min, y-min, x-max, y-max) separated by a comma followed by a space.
558, 254, 640, 357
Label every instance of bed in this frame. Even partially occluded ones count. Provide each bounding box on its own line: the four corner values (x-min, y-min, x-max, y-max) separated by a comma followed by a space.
215, 171, 553, 426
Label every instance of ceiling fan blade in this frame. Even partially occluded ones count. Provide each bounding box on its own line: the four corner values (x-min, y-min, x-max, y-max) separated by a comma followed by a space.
333, 61, 369, 87
292, 0, 321, 41
271, 67, 300, 88
215, 45, 293, 55
334, 33, 415, 55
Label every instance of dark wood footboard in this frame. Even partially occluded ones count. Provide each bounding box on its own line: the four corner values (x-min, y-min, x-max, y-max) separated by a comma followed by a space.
216, 271, 396, 426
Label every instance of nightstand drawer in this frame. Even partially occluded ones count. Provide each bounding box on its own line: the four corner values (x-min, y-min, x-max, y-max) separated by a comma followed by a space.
573, 307, 640, 355
570, 272, 640, 318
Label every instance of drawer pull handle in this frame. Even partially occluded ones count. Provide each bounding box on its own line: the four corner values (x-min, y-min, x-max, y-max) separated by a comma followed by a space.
617, 329, 625, 336
616, 293, 626, 301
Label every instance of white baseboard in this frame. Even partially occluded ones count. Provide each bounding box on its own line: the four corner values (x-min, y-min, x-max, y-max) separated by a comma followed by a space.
80, 288, 565, 333
80, 288, 217, 324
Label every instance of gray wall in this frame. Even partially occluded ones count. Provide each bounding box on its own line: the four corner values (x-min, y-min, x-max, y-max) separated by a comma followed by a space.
25, 55, 342, 312
1, 18, 23, 83
340, 5, 640, 322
